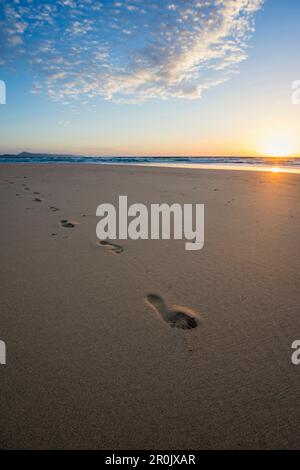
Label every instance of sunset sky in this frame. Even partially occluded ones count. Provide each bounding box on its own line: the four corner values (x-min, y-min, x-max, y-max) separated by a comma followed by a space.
0, 0, 300, 157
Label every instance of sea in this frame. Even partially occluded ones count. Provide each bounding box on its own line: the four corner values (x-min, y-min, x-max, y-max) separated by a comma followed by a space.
1, 153, 300, 174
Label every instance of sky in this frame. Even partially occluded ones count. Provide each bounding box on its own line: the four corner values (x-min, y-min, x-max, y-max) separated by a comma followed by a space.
0, 0, 300, 157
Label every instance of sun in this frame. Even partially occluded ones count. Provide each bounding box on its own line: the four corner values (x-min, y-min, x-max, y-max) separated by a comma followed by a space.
260, 133, 296, 157
271, 166, 281, 173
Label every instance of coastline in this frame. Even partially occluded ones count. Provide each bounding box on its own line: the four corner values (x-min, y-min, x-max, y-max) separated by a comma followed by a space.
1, 154, 300, 175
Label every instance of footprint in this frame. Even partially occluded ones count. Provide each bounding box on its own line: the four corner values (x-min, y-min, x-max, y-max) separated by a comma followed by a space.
146, 293, 198, 329
60, 219, 77, 228
97, 240, 124, 255
33, 197, 42, 202
49, 206, 60, 212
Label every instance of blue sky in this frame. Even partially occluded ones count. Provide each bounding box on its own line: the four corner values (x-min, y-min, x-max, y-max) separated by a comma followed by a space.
0, 0, 300, 156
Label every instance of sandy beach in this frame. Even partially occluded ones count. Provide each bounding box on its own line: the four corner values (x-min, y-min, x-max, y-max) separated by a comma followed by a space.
0, 163, 300, 450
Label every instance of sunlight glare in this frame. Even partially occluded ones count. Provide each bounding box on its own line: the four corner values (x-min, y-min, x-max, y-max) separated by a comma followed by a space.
271, 166, 281, 173
260, 133, 296, 157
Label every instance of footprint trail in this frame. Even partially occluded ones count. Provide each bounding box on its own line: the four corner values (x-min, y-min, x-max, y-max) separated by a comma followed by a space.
146, 293, 198, 330
97, 240, 124, 255
61, 219, 77, 228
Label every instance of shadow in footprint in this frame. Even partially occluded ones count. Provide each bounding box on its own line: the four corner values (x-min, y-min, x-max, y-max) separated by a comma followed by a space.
61, 219, 77, 228
97, 240, 124, 255
146, 293, 198, 329
49, 206, 60, 212
33, 197, 42, 202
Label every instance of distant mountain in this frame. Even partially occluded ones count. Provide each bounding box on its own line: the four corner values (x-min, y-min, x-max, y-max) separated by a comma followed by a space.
0, 151, 89, 159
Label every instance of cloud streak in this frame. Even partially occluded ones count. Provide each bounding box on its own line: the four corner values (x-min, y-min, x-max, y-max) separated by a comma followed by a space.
1, 0, 264, 103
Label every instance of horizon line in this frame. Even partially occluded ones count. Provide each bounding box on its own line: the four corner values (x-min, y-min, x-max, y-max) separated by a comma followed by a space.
1, 151, 300, 159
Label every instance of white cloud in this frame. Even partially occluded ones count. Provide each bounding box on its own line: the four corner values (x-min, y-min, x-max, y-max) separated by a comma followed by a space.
3, 0, 264, 103
7, 35, 24, 46
57, 120, 71, 126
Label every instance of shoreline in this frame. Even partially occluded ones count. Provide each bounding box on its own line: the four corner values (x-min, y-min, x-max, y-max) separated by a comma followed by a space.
0, 157, 300, 174
1, 161, 300, 175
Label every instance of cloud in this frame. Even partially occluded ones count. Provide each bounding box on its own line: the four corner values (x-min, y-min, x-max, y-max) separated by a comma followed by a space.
7, 35, 24, 46
57, 120, 71, 126
2, 0, 264, 103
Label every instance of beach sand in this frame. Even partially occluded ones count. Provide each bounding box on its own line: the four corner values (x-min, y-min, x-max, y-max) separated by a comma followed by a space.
0, 163, 300, 449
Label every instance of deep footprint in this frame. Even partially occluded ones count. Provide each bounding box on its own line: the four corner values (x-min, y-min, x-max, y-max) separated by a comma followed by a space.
97, 240, 124, 254
146, 293, 198, 329
60, 219, 77, 228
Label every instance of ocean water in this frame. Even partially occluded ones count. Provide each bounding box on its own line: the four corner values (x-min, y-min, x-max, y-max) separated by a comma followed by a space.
1, 153, 300, 173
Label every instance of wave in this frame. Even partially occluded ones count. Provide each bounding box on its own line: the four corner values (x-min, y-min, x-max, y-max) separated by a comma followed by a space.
1, 153, 300, 170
